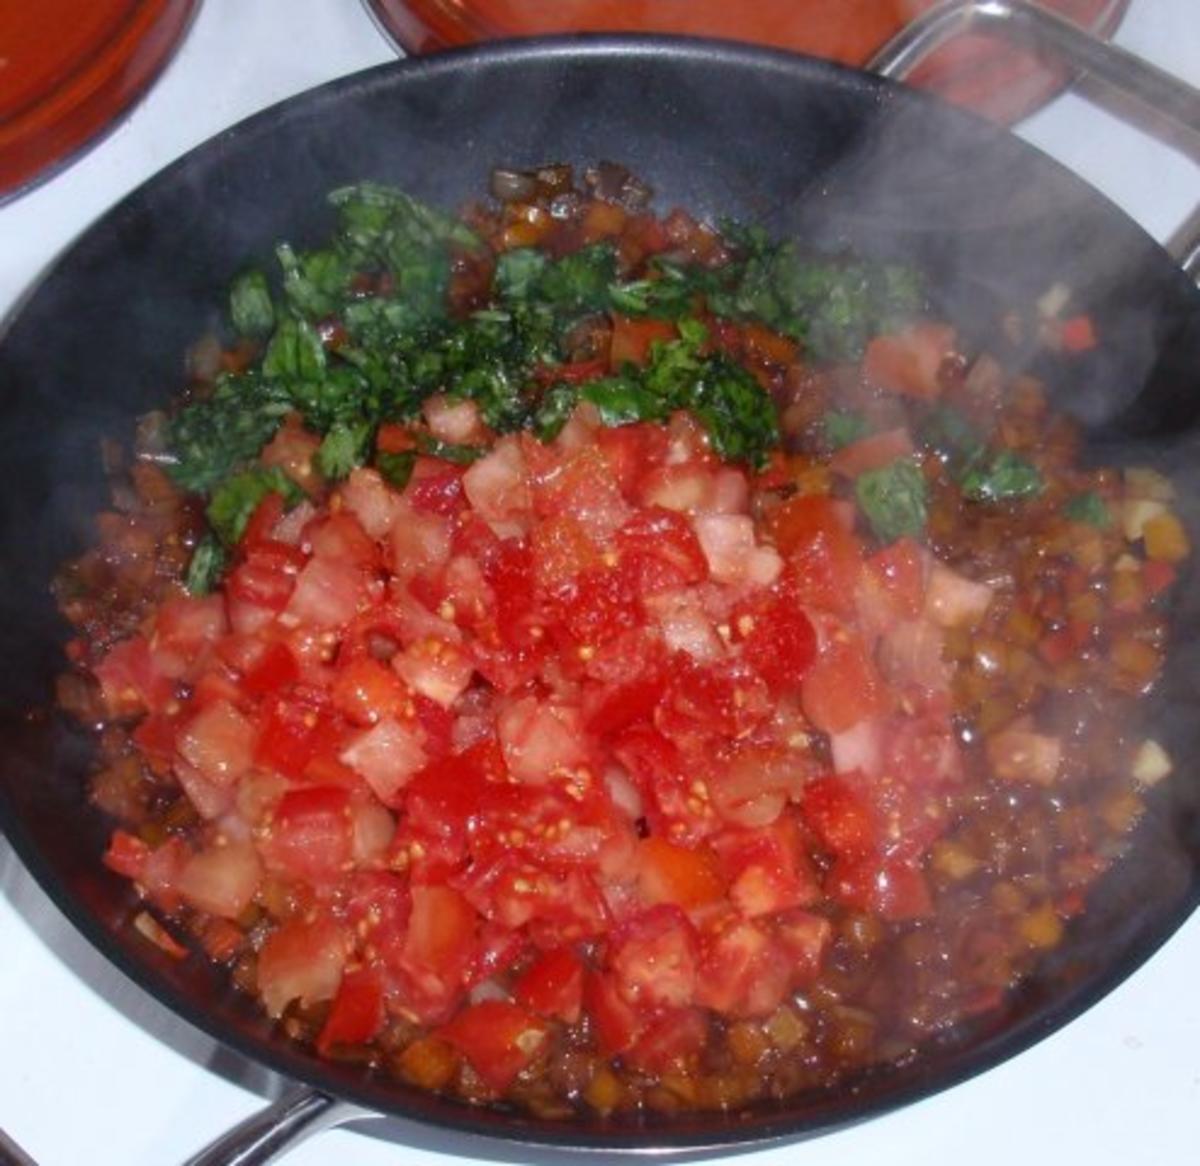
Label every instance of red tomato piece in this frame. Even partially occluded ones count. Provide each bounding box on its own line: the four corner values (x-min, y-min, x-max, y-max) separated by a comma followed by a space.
801, 638, 885, 734
513, 946, 585, 1023
240, 641, 300, 697
254, 696, 326, 779
694, 915, 791, 1019
396, 885, 478, 1023
608, 905, 700, 1011
656, 656, 771, 746
94, 635, 175, 717
259, 786, 353, 883
800, 774, 878, 860
440, 1000, 550, 1092
256, 916, 347, 1018
828, 854, 933, 922
710, 816, 820, 917
177, 698, 257, 788
610, 314, 677, 368
862, 537, 926, 620
730, 588, 817, 695
635, 837, 727, 910
177, 841, 261, 919
829, 427, 916, 477
339, 717, 427, 804
553, 564, 639, 648
316, 967, 386, 1055
330, 657, 411, 727
103, 829, 150, 881
615, 507, 709, 598
584, 970, 645, 1056
774, 909, 833, 985
625, 1006, 709, 1074
862, 322, 957, 399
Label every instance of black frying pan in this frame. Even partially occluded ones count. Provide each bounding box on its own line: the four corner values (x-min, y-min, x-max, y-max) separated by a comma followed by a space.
2, 34, 1200, 1158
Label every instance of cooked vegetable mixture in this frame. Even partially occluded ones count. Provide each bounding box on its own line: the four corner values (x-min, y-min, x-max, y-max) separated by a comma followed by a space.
54, 161, 1189, 1117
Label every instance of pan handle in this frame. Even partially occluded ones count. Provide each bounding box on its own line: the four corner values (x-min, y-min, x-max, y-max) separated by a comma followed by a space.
181, 1088, 368, 1166
867, 0, 1200, 280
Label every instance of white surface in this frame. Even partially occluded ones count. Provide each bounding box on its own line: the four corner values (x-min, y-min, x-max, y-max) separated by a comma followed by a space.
2, 2, 1199, 1163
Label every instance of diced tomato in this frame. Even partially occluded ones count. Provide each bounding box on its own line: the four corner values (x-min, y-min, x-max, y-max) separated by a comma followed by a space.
340, 717, 427, 804
861, 537, 926, 622
1059, 313, 1098, 353
610, 314, 677, 368
584, 970, 645, 1056
529, 446, 631, 542
177, 841, 261, 919
94, 635, 175, 717
730, 588, 817, 695
462, 437, 531, 533
800, 774, 878, 860
635, 837, 726, 910
771, 496, 864, 616
862, 322, 956, 400
227, 541, 306, 616
407, 461, 467, 515
284, 557, 370, 629
692, 513, 782, 587
259, 786, 353, 883
151, 595, 227, 675
177, 698, 257, 787
829, 427, 916, 477
103, 829, 150, 881
423, 395, 486, 444
774, 909, 832, 984
593, 424, 671, 500
608, 905, 699, 1010
241, 492, 287, 549
694, 915, 791, 1019
340, 466, 401, 537
624, 1006, 709, 1074
497, 696, 589, 783
615, 507, 708, 597
924, 561, 994, 629
308, 512, 380, 570
396, 885, 478, 1023
241, 640, 299, 697
316, 967, 386, 1055
392, 636, 474, 708
440, 1000, 550, 1092
513, 946, 585, 1023
710, 816, 820, 917
552, 564, 639, 648
254, 696, 327, 779
828, 854, 933, 921
801, 638, 885, 734
330, 657, 411, 727
656, 656, 771, 746
256, 916, 347, 1018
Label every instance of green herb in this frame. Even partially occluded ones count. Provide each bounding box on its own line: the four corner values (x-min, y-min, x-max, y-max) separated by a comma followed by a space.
414, 433, 486, 464
276, 244, 351, 320
263, 317, 326, 382
682, 355, 778, 466
608, 262, 703, 319
961, 450, 1043, 503
165, 372, 293, 493
532, 384, 578, 442
920, 404, 984, 465
581, 376, 670, 427
229, 270, 275, 338
316, 419, 374, 480
494, 249, 549, 300
376, 450, 417, 490
856, 458, 928, 542
184, 534, 227, 595
1065, 491, 1110, 527
206, 466, 303, 547
823, 410, 869, 450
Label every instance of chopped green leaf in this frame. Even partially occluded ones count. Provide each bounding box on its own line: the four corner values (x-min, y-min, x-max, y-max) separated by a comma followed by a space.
263, 317, 326, 382
856, 458, 928, 542
495, 248, 549, 300
316, 419, 373, 480
276, 243, 351, 319
165, 372, 293, 493
683, 356, 779, 468
581, 376, 670, 427
206, 467, 303, 547
823, 410, 869, 450
414, 434, 486, 464
532, 384, 578, 442
229, 270, 275, 338
1065, 491, 1110, 527
184, 534, 227, 595
532, 244, 618, 314
376, 449, 417, 490
961, 450, 1043, 503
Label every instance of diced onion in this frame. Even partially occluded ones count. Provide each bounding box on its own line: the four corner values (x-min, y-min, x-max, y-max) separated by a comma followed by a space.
1131, 739, 1172, 787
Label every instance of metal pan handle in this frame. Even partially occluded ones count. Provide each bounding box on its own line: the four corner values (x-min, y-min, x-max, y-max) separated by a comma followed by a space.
867, 0, 1200, 280
181, 1088, 366, 1166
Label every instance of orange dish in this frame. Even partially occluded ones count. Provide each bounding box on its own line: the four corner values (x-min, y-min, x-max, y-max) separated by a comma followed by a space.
364, 0, 1129, 123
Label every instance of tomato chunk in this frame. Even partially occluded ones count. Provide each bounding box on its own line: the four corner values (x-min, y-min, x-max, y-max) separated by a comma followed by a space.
439, 1000, 549, 1091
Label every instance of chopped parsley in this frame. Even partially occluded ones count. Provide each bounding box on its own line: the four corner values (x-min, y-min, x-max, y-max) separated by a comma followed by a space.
856, 458, 928, 543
